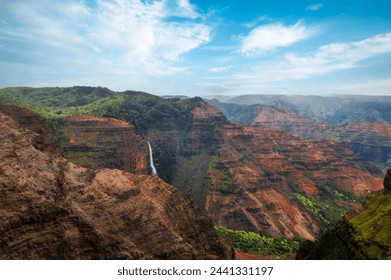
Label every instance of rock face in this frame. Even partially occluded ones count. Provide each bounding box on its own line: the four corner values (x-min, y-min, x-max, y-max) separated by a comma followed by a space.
208, 101, 331, 138
0, 110, 234, 260
297, 172, 391, 260
60, 115, 149, 174
145, 100, 227, 205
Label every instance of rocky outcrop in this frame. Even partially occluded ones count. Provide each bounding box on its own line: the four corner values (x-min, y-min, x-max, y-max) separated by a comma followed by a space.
0, 105, 61, 155
60, 115, 149, 174
249, 105, 331, 139
0, 111, 234, 260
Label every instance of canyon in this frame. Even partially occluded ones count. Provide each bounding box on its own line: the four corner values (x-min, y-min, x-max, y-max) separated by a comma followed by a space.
0, 87, 389, 259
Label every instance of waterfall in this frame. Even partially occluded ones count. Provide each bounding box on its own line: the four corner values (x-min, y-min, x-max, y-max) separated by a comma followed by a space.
147, 142, 157, 175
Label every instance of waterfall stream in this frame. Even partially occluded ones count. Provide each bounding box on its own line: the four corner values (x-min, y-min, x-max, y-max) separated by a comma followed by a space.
147, 142, 157, 175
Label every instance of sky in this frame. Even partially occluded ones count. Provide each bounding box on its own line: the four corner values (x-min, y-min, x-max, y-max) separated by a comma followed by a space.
1, 0, 391, 96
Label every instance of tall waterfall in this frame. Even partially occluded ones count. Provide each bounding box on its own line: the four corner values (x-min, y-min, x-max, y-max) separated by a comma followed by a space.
147, 142, 157, 175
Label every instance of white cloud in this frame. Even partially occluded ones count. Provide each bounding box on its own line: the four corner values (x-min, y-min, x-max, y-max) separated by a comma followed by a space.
239, 21, 314, 57
196, 33, 391, 96
242, 15, 271, 28
237, 33, 391, 81
0, 0, 211, 83
91, 0, 210, 64
306, 3, 323, 11
174, 0, 201, 19
209, 66, 232, 73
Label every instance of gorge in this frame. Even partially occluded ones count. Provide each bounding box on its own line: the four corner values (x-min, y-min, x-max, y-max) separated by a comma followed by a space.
0, 86, 389, 259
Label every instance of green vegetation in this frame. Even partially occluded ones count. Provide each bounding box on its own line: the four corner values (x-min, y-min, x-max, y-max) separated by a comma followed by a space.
298, 191, 391, 259
51, 125, 70, 147
64, 151, 94, 167
0, 86, 202, 131
332, 189, 364, 204
294, 193, 347, 228
0, 87, 124, 119
208, 155, 234, 191
350, 192, 391, 259
80, 133, 97, 148
215, 225, 300, 259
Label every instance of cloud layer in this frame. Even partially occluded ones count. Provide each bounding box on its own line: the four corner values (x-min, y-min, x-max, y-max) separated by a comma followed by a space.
306, 3, 324, 11
237, 33, 391, 81
0, 0, 211, 87
239, 21, 314, 56
0, 0, 390, 96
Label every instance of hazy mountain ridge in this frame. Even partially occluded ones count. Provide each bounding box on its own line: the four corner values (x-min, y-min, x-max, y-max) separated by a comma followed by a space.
210, 94, 391, 125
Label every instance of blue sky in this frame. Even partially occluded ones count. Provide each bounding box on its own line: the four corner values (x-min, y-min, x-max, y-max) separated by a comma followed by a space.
1, 0, 391, 96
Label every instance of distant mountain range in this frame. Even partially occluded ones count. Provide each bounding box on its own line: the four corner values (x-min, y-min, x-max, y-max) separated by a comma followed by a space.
208, 94, 391, 125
